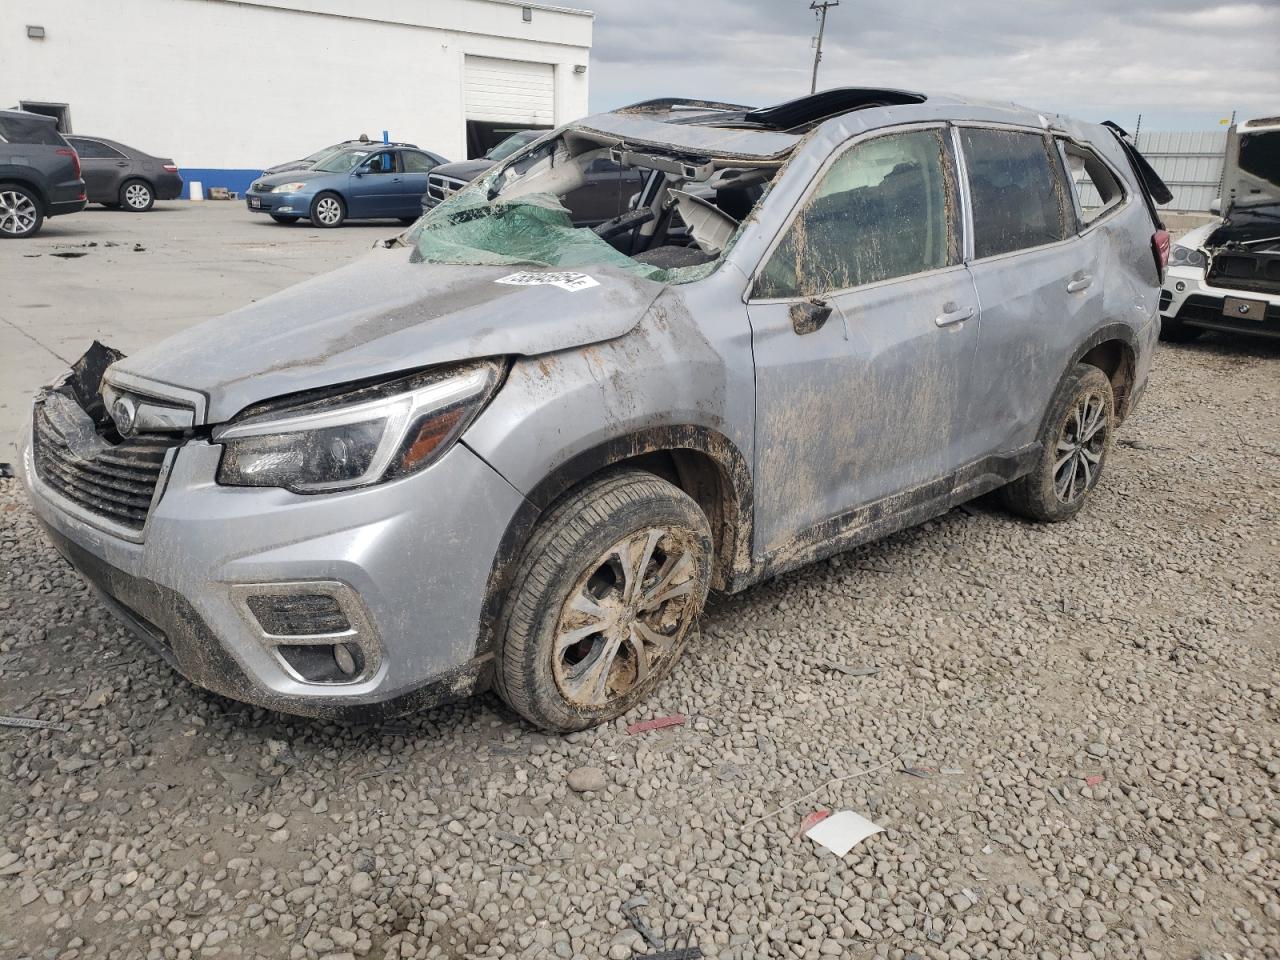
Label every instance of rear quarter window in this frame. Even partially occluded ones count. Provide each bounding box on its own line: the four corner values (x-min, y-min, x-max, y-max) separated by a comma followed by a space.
0, 115, 67, 146
961, 128, 1072, 259
1061, 141, 1125, 227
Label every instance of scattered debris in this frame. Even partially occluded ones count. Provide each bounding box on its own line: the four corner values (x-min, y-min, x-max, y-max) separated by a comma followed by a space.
208, 187, 232, 200
132, 243, 146, 252
493, 831, 528, 847
799, 809, 830, 834
0, 715, 70, 732
901, 765, 934, 779
622, 895, 663, 950
51, 250, 89, 259
940, 767, 965, 776
804, 809, 884, 856
1049, 786, 1067, 805
818, 662, 880, 677
0, 463, 13, 479
638, 948, 703, 960
1084, 774, 1105, 787
627, 714, 686, 735
743, 752, 902, 829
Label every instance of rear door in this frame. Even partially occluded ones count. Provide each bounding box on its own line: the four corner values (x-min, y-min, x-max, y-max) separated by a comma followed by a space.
746, 125, 980, 556
388, 150, 440, 217
958, 125, 1095, 456
67, 137, 127, 203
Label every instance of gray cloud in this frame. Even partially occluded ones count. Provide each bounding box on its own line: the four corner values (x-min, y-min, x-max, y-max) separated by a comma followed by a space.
584, 0, 1280, 129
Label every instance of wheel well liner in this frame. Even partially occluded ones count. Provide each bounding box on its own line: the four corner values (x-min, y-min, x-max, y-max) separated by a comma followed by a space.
475, 425, 753, 658
1053, 324, 1139, 424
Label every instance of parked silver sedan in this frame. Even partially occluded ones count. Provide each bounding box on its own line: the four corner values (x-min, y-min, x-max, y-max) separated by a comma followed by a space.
19, 88, 1170, 730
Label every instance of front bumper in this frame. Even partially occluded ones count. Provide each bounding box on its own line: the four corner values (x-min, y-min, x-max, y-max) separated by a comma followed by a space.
245, 191, 311, 216
19, 423, 526, 719
1161, 267, 1280, 337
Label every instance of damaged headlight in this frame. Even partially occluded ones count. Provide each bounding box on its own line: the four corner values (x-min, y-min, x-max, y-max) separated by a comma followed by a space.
1168, 245, 1206, 269
214, 361, 501, 493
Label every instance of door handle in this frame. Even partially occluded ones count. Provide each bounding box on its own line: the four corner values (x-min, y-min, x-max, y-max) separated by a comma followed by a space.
1066, 274, 1093, 293
115, 161, 128, 167
934, 302, 974, 327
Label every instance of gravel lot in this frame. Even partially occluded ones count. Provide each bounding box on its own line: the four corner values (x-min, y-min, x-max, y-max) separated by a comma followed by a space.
1, 331, 1278, 960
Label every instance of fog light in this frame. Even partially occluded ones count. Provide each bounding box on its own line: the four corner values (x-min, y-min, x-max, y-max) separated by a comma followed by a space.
1174, 280, 1186, 292
334, 643, 357, 675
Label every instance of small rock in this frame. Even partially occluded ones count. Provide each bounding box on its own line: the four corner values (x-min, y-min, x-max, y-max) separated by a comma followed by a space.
567, 767, 607, 792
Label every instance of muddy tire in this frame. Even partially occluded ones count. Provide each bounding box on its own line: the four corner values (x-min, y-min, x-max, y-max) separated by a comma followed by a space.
494, 469, 713, 732
1158, 317, 1203, 342
1001, 363, 1115, 522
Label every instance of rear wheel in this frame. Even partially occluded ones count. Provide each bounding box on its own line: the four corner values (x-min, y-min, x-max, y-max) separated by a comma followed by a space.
120, 179, 154, 211
270, 214, 299, 224
1001, 363, 1114, 522
495, 469, 713, 732
309, 192, 345, 228
0, 184, 43, 238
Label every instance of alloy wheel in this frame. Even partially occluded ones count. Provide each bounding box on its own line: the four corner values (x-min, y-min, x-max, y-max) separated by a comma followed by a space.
124, 183, 152, 209
1053, 391, 1108, 503
0, 190, 37, 236
551, 528, 700, 708
314, 197, 342, 226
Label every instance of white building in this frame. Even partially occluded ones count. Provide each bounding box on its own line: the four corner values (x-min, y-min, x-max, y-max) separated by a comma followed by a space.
0, 0, 593, 196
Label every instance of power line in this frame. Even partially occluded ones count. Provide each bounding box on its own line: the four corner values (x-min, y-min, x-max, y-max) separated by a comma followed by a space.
810, 1, 839, 95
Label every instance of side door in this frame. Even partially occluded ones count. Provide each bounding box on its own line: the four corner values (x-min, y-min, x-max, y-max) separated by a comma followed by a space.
746, 125, 980, 557
957, 126, 1098, 456
67, 137, 128, 202
389, 149, 440, 217
347, 149, 399, 217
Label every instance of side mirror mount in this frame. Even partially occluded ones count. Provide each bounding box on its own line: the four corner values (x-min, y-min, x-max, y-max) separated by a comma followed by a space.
790, 297, 832, 336
1208, 198, 1221, 215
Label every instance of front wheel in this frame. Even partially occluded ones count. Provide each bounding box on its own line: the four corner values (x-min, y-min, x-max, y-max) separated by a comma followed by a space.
120, 179, 154, 211
309, 192, 345, 228
1001, 363, 1115, 522
0, 184, 43, 238
495, 469, 713, 732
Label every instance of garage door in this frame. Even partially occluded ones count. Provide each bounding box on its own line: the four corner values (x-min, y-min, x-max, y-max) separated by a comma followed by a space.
464, 56, 555, 126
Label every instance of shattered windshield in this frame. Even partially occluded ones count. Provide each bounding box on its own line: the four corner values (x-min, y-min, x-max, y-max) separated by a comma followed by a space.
407, 133, 778, 283
486, 131, 541, 162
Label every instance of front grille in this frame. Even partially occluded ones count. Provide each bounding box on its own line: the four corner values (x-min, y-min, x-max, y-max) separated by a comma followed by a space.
1175, 293, 1280, 331
32, 400, 178, 533
1208, 250, 1280, 296
426, 174, 467, 203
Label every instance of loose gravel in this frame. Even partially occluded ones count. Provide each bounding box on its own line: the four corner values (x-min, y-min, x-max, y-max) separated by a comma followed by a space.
1, 334, 1277, 960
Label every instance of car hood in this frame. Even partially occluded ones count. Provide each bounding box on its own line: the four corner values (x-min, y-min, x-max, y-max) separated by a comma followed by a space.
1222, 118, 1280, 217
108, 246, 667, 423
253, 168, 334, 189
263, 160, 311, 175
429, 159, 496, 183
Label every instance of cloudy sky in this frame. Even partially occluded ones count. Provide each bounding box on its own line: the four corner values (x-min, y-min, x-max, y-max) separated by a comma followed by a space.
583, 0, 1279, 131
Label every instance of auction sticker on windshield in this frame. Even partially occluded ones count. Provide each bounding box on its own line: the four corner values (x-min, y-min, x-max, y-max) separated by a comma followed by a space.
495, 271, 600, 293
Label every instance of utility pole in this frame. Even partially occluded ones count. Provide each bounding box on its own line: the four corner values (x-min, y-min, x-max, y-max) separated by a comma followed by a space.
810, 0, 839, 95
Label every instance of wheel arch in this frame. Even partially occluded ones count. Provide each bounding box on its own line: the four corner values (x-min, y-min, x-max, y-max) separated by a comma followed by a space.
1055, 323, 1140, 424
0, 174, 49, 213
475, 425, 754, 657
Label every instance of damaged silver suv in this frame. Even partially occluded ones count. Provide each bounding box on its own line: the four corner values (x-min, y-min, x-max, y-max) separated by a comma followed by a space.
19, 89, 1171, 731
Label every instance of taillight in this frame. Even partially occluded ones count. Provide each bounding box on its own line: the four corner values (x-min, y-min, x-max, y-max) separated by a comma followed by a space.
56, 147, 80, 179
1151, 229, 1170, 280
162, 163, 178, 173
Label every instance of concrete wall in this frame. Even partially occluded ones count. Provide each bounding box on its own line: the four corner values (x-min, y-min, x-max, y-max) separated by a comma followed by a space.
0, 0, 592, 194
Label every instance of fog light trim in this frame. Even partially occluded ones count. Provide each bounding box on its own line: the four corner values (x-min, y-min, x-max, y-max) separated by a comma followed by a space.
230, 580, 382, 686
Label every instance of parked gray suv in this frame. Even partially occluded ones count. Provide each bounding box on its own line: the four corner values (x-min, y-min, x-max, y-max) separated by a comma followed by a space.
19, 89, 1170, 730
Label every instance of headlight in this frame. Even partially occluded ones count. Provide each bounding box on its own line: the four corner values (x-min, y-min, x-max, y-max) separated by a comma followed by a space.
273, 182, 308, 193
1168, 244, 1206, 269
214, 361, 501, 492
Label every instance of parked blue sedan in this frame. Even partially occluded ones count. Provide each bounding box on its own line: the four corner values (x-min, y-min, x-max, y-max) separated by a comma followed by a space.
246, 145, 447, 227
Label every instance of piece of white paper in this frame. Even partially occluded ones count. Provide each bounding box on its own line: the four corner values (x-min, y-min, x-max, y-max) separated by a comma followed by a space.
804, 810, 884, 856
495, 271, 600, 293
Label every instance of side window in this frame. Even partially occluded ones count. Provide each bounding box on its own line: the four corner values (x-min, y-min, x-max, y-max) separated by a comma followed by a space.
1061, 141, 1125, 226
960, 128, 1071, 258
402, 151, 437, 173
755, 128, 959, 299
363, 151, 396, 174
69, 138, 124, 160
